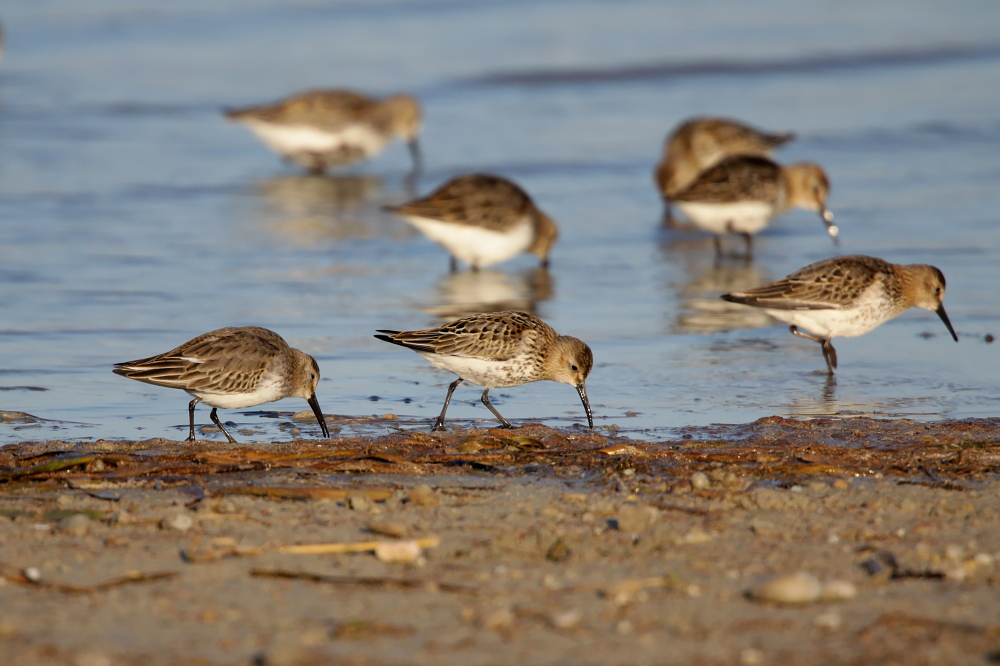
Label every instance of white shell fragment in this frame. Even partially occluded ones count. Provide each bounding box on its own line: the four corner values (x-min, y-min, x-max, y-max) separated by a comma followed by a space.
374, 539, 424, 564
747, 571, 822, 605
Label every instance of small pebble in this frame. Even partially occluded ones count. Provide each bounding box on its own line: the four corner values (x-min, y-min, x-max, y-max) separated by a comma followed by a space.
549, 609, 582, 630
986, 333, 994, 343
291, 409, 320, 423
23, 567, 41, 582
56, 514, 91, 537
819, 580, 857, 602
213, 499, 238, 514
347, 493, 372, 512
546, 538, 571, 563
108, 510, 134, 525
104, 534, 128, 548
374, 540, 423, 564
747, 571, 822, 605
944, 566, 967, 582
481, 607, 515, 631
680, 528, 712, 545
616, 503, 659, 533
407, 485, 439, 507
814, 610, 842, 630
740, 648, 764, 665
720, 471, 743, 490
367, 520, 410, 539
160, 512, 195, 532
690, 472, 710, 490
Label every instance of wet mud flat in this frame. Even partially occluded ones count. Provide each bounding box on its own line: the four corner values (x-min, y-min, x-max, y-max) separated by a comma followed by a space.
1, 417, 1000, 665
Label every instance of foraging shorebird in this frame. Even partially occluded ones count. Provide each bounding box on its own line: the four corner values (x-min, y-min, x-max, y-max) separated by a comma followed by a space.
655, 117, 795, 204
383, 173, 558, 272
671, 155, 837, 256
225, 89, 421, 174
375, 311, 593, 430
721, 255, 958, 374
113, 326, 330, 442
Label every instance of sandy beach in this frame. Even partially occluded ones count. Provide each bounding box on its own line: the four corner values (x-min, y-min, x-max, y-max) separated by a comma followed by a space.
2, 417, 999, 664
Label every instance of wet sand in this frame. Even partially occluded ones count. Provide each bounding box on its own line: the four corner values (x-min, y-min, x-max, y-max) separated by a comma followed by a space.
2, 417, 999, 665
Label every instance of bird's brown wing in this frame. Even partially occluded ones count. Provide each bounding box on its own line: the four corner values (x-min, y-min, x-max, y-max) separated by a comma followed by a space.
113, 327, 285, 393
671, 155, 782, 204
384, 174, 534, 232
376, 311, 550, 360
723, 256, 889, 310
225, 90, 377, 131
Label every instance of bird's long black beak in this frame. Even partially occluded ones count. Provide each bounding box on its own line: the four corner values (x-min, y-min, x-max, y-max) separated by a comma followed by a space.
407, 138, 422, 172
936, 304, 958, 342
307, 393, 330, 439
821, 208, 839, 244
576, 383, 594, 429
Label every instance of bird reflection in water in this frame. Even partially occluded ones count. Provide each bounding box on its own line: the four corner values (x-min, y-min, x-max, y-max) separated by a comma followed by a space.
782, 375, 858, 418
421, 266, 555, 322
251, 174, 417, 244
660, 235, 776, 334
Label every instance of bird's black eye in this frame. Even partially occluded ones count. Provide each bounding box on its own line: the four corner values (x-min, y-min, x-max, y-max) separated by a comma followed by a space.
571, 364, 579, 372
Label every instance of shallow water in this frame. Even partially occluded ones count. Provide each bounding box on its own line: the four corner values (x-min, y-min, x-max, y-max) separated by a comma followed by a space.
0, 0, 998, 445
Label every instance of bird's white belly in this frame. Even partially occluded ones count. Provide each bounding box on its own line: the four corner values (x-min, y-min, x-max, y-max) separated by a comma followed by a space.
419, 352, 534, 389
763, 289, 896, 339
402, 216, 534, 269
244, 120, 386, 158
676, 201, 775, 235
189, 372, 287, 409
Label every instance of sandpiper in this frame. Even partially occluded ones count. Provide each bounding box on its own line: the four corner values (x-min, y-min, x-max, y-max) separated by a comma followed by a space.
374, 310, 593, 430
382, 173, 558, 272
655, 116, 795, 200
113, 326, 330, 442
670, 155, 837, 256
224, 90, 421, 174
721, 255, 958, 374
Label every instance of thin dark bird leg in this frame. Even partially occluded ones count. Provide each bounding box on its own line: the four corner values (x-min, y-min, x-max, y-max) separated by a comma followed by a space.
480, 388, 513, 429
449, 256, 458, 274
403, 169, 419, 198
742, 232, 754, 259
661, 201, 675, 228
713, 235, 723, 257
187, 398, 201, 442
209, 408, 238, 443
305, 153, 325, 176
433, 378, 464, 431
790, 326, 837, 374
407, 139, 422, 174
822, 339, 838, 373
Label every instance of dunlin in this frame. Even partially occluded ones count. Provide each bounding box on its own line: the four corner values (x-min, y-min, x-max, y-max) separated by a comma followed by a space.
655, 116, 795, 200
225, 90, 421, 174
721, 255, 958, 374
382, 173, 558, 272
113, 326, 330, 442
671, 155, 837, 256
374, 310, 593, 430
